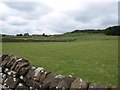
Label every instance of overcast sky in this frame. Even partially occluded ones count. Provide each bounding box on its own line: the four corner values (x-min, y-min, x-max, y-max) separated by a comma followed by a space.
0, 0, 119, 35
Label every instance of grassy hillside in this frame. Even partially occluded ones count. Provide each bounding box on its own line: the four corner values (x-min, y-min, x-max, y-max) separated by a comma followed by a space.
2, 37, 118, 86
2, 33, 118, 42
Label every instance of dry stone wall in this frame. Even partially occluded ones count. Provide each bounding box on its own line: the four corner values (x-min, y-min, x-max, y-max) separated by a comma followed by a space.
0, 54, 117, 90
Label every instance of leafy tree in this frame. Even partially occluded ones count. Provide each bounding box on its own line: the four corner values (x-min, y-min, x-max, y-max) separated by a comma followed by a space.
42, 33, 45, 36
42, 33, 48, 37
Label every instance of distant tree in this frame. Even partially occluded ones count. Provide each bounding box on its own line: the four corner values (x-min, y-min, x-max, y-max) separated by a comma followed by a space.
24, 33, 29, 36
42, 33, 48, 37
2, 34, 6, 37
105, 26, 120, 36
16, 34, 23, 36
42, 33, 45, 36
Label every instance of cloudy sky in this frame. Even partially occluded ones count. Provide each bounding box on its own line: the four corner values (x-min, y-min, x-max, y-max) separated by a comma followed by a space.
0, 0, 119, 35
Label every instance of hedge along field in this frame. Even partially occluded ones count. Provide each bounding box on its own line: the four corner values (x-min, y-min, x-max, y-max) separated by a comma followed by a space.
2, 40, 118, 86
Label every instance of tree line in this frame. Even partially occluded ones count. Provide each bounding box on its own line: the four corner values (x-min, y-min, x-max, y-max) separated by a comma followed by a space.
2, 33, 48, 37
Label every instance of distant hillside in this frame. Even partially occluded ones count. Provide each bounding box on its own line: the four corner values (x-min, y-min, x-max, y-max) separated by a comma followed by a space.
69, 25, 120, 36
105, 25, 120, 36
71, 29, 105, 34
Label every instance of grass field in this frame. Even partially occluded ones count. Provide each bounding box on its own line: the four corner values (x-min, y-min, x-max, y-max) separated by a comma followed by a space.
1, 35, 118, 86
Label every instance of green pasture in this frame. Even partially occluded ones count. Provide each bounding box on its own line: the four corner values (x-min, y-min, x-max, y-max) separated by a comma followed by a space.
2, 38, 118, 86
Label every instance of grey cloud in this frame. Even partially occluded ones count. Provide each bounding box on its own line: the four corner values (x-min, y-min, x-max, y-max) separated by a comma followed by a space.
4, 2, 53, 20
2, 24, 33, 35
52, 21, 77, 33
6, 16, 29, 26
68, 2, 117, 26
101, 15, 118, 26
4, 2, 38, 11
36, 13, 78, 34
0, 15, 6, 21
10, 21, 28, 26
